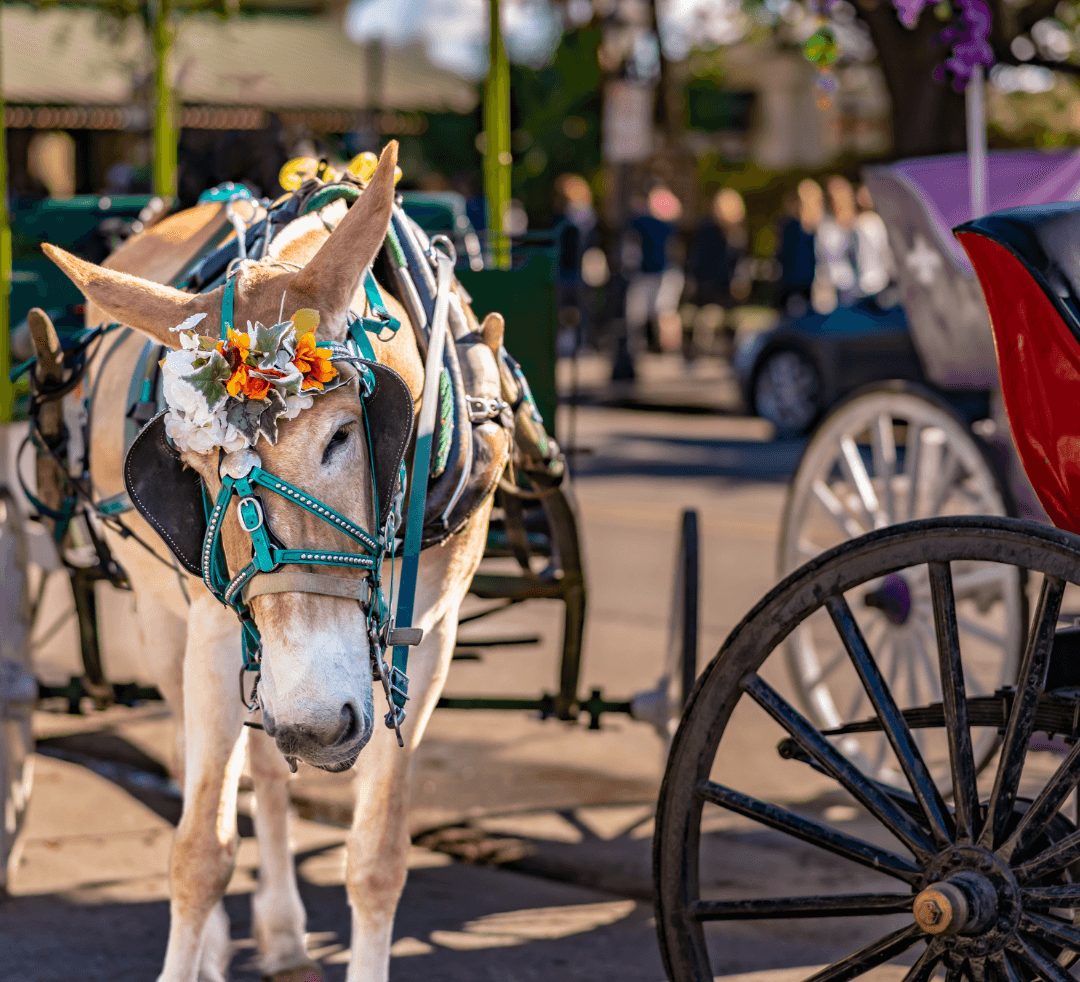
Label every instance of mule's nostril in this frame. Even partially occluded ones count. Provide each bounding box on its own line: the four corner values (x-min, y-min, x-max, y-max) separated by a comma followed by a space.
336, 702, 359, 745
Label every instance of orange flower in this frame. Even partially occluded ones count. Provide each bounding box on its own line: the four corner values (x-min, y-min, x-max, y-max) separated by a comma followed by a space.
293, 332, 338, 391
218, 328, 253, 372
226, 364, 248, 397
242, 374, 272, 400
227, 327, 251, 361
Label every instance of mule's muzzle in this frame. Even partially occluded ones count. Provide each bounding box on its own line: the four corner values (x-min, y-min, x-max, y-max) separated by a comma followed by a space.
263, 701, 372, 772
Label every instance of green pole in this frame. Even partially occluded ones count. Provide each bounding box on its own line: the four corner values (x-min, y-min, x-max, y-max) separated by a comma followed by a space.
483, 0, 511, 269
151, 0, 178, 200
0, 16, 12, 424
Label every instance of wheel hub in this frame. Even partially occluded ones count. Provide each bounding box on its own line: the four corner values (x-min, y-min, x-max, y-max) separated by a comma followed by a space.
918, 847, 1021, 956
864, 574, 913, 625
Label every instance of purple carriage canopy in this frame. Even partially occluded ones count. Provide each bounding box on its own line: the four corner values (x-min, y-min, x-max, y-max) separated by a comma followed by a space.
863, 149, 1080, 390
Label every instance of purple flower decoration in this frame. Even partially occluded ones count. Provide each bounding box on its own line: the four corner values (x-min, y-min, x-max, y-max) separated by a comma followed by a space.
891, 0, 994, 89
893, 0, 934, 29
939, 0, 994, 88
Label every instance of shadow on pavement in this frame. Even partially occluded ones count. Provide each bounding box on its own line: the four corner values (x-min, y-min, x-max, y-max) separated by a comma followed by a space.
573, 432, 806, 484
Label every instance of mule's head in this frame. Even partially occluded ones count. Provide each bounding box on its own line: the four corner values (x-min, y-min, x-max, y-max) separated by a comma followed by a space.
46, 143, 405, 771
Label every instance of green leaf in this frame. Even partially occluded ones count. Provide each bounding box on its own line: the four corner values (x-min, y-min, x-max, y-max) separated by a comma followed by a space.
225, 388, 287, 446
252, 321, 295, 367
182, 349, 231, 411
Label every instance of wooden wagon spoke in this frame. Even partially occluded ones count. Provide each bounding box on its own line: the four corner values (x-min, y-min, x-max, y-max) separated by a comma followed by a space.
806, 646, 850, 689
927, 561, 980, 843
839, 435, 885, 531
908, 620, 944, 705
913, 565, 1011, 602
799, 924, 924, 982
694, 780, 923, 883
656, 520, 1080, 982
954, 617, 1009, 651
1020, 885, 1080, 907
740, 672, 938, 861
901, 943, 942, 982
872, 412, 898, 526
1019, 911, 1080, 953
825, 595, 953, 847
980, 575, 1065, 850
988, 952, 1022, 982
903, 424, 925, 521
1010, 935, 1079, 982
689, 893, 915, 921
813, 479, 868, 539
925, 448, 962, 520
1014, 825, 1080, 882
999, 737, 1080, 862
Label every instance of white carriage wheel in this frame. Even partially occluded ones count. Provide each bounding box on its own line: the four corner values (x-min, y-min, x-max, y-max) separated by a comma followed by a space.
0, 486, 35, 898
777, 383, 1023, 785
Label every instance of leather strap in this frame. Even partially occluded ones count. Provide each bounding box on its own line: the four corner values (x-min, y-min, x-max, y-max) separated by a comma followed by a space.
243, 570, 371, 604
221, 273, 237, 338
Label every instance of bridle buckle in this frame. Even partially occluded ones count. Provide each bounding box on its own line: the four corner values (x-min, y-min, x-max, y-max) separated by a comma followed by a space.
238, 495, 265, 533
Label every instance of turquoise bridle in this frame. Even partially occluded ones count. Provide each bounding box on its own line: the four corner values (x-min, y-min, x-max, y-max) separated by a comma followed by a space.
203, 267, 416, 741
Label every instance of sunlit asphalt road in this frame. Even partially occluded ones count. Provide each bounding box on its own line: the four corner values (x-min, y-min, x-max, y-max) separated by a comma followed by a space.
1, 389, 903, 982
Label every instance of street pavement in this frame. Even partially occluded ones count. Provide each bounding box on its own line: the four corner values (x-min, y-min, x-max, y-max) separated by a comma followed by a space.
1, 359, 912, 981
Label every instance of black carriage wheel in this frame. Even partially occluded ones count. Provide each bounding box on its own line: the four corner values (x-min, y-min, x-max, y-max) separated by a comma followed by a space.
654, 516, 1080, 982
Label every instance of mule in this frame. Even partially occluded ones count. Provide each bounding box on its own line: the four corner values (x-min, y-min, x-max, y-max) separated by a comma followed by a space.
41, 141, 510, 981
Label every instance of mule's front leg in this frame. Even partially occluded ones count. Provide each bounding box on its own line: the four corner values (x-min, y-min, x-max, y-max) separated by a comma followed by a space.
248, 727, 320, 980
158, 594, 247, 982
344, 613, 458, 982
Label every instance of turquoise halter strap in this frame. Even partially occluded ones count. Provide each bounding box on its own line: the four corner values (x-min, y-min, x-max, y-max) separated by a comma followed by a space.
201, 449, 384, 672
208, 265, 421, 741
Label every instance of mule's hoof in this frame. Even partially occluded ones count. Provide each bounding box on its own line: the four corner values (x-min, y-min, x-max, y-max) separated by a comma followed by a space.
263, 963, 324, 982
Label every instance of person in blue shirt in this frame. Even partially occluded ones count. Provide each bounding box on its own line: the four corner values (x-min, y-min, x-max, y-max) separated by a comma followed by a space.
776, 179, 823, 317
616, 185, 684, 380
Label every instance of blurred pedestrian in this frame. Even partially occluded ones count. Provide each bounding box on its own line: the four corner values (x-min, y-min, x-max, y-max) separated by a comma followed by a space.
812, 176, 860, 314
854, 184, 895, 299
687, 188, 748, 307
554, 174, 599, 354
619, 185, 684, 375
684, 188, 750, 357
777, 179, 822, 316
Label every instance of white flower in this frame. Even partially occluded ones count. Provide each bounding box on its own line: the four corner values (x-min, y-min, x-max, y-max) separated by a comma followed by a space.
169, 312, 208, 335
177, 331, 201, 351
165, 404, 246, 455
283, 392, 314, 420
162, 349, 221, 422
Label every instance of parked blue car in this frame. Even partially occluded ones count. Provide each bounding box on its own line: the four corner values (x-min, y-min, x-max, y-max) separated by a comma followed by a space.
733, 297, 989, 436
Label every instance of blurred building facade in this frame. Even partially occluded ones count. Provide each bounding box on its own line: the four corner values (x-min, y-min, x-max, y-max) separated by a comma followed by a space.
0, 3, 478, 198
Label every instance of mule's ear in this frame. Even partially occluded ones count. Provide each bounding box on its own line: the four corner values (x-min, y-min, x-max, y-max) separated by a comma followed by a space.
288, 141, 398, 333
43, 243, 219, 347
480, 312, 505, 356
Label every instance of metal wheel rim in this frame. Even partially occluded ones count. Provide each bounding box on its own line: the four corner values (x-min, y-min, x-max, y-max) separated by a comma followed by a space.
778, 389, 1022, 785
654, 517, 1080, 982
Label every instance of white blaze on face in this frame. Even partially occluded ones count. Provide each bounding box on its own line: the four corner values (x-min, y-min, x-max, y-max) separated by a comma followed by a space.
256, 601, 375, 768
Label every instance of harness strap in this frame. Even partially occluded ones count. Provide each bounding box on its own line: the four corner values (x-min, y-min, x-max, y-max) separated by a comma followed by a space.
242, 570, 371, 604
221, 274, 237, 338
388, 251, 455, 721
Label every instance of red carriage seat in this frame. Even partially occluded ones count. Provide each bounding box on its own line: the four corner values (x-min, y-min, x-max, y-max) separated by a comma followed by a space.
956, 205, 1080, 534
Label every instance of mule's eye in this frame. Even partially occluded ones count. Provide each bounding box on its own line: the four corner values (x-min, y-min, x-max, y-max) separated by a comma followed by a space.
323, 425, 352, 463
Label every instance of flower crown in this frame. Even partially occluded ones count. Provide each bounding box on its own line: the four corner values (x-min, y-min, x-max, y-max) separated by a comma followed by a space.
163, 309, 344, 455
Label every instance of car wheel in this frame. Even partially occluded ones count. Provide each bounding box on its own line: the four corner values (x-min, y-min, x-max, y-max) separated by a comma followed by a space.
752, 348, 821, 435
